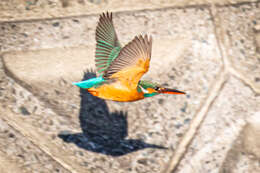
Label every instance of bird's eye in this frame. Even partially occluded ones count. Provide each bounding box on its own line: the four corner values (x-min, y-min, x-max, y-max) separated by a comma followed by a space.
155, 86, 159, 90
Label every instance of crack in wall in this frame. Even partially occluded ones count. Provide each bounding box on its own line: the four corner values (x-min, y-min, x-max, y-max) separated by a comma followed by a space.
163, 4, 236, 172
209, 4, 260, 95
0, 55, 79, 173
164, 68, 228, 173
0, 1, 258, 24
0, 109, 76, 173
1, 54, 74, 118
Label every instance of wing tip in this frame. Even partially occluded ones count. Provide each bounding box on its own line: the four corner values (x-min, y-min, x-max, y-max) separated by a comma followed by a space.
134, 34, 153, 58
103, 34, 153, 79
135, 34, 152, 48
100, 11, 113, 21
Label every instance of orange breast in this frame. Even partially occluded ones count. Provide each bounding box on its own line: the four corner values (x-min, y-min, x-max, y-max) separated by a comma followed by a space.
87, 82, 144, 102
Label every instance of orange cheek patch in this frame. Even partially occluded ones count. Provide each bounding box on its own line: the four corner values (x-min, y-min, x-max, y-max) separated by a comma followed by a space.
147, 88, 156, 93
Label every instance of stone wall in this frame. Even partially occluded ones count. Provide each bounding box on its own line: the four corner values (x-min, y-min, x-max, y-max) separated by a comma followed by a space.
0, 1, 259, 173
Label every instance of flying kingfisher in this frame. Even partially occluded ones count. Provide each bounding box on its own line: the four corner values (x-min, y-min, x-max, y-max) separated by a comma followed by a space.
73, 12, 185, 102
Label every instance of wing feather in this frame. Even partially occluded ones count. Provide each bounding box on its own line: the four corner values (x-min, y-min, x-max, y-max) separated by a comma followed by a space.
103, 35, 152, 89
95, 12, 121, 76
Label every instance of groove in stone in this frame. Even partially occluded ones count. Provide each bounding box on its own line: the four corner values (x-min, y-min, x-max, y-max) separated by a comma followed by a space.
164, 69, 228, 173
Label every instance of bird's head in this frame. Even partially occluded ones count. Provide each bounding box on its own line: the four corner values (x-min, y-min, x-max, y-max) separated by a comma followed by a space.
138, 80, 186, 98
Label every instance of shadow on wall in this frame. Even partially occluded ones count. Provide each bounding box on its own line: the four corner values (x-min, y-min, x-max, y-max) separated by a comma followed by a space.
58, 70, 166, 156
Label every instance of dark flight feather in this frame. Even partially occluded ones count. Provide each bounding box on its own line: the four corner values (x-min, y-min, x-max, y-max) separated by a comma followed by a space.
103, 35, 152, 78
95, 12, 121, 76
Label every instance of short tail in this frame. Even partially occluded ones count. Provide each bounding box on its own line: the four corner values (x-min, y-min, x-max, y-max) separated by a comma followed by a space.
73, 77, 104, 89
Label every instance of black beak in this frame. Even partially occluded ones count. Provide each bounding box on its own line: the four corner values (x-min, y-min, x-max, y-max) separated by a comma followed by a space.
159, 88, 186, 95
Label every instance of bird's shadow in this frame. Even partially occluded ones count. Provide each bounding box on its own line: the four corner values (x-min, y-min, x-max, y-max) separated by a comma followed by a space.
58, 70, 165, 156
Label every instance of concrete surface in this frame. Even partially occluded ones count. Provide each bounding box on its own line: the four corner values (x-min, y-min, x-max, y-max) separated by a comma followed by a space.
178, 77, 260, 173
242, 111, 260, 159
0, 0, 258, 22
0, 1, 260, 173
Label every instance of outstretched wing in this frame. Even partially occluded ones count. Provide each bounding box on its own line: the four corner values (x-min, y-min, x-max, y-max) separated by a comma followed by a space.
95, 12, 121, 76
103, 35, 152, 89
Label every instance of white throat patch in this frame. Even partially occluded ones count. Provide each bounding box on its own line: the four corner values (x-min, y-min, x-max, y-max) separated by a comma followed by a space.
140, 86, 149, 93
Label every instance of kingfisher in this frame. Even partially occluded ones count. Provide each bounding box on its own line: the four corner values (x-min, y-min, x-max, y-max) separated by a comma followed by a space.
73, 12, 185, 102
